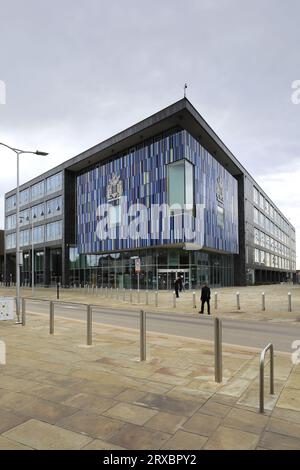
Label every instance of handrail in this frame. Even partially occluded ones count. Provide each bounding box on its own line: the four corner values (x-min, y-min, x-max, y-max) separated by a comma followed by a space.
259, 343, 274, 413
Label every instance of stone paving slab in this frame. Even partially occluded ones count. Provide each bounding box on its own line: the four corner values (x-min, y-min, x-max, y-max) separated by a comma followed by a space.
0, 312, 299, 449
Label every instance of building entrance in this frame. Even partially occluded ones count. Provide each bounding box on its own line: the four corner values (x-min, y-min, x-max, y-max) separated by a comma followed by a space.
157, 269, 190, 290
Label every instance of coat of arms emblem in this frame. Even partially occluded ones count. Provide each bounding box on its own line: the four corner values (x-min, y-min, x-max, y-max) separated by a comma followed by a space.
106, 173, 123, 201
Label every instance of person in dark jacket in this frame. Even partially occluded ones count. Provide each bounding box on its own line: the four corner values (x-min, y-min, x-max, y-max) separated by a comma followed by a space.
199, 282, 211, 314
174, 277, 180, 298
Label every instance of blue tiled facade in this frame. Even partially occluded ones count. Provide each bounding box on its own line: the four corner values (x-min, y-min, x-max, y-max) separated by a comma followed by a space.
77, 130, 239, 255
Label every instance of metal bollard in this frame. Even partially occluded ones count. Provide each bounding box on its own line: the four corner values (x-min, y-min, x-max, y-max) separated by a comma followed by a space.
259, 343, 274, 413
262, 292, 266, 311
50, 301, 54, 335
137, 289, 140, 304
236, 292, 240, 310
155, 291, 158, 307
96, 286, 98, 296
173, 291, 176, 308
22, 298, 26, 326
288, 292, 292, 312
105, 287, 108, 298
140, 310, 146, 361
193, 291, 196, 309
116, 287, 119, 300
145, 290, 149, 305
214, 317, 222, 383
123, 288, 126, 301
130, 289, 133, 304
87, 305, 93, 346
214, 292, 218, 310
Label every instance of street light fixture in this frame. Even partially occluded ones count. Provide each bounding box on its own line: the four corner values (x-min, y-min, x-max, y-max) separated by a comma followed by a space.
0, 142, 49, 323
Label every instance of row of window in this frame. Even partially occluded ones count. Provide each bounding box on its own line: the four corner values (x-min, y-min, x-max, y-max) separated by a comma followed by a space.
5, 221, 63, 249
254, 248, 295, 270
253, 207, 290, 245
5, 172, 63, 210
5, 197, 63, 230
254, 228, 291, 258
253, 186, 292, 235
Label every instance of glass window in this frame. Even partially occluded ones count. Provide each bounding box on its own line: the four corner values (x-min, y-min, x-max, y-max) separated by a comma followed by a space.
254, 207, 259, 224
31, 181, 45, 201
46, 196, 63, 218
33, 225, 44, 244
20, 188, 30, 206
254, 248, 260, 263
259, 193, 264, 209
5, 233, 16, 249
32, 203, 45, 222
253, 187, 259, 204
6, 195, 16, 211
217, 206, 225, 228
168, 159, 194, 211
46, 221, 63, 242
46, 172, 63, 195
5, 214, 16, 230
20, 229, 30, 247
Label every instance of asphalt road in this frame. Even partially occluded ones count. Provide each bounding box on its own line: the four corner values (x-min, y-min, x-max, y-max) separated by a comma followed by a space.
24, 299, 300, 353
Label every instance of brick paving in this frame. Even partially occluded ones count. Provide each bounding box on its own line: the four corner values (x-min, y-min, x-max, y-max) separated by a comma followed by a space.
0, 312, 300, 449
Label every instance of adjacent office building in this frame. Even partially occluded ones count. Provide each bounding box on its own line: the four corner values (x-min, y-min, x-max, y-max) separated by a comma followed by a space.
4, 99, 296, 288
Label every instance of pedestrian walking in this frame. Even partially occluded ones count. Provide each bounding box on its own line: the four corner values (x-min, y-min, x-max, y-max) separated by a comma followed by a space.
174, 277, 180, 298
199, 282, 211, 314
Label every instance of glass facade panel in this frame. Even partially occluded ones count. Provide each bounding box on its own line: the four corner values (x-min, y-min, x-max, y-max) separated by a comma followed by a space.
33, 225, 44, 244
168, 160, 185, 207
31, 181, 45, 201
46, 221, 63, 241
46, 172, 63, 195
20, 189, 30, 206
46, 196, 63, 218
6, 195, 16, 211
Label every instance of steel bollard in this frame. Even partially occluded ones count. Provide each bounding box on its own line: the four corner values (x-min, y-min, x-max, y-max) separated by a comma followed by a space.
193, 291, 196, 309
236, 292, 240, 310
173, 291, 176, 308
96, 286, 98, 296
214, 317, 222, 383
50, 301, 54, 335
145, 290, 149, 305
262, 292, 266, 311
288, 292, 292, 312
140, 310, 146, 361
130, 289, 133, 304
214, 292, 218, 310
105, 287, 108, 298
137, 289, 140, 304
123, 288, 126, 301
116, 287, 119, 300
22, 298, 26, 326
155, 291, 158, 307
87, 305, 93, 346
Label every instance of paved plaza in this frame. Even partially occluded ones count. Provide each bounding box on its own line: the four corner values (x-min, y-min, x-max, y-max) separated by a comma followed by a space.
1, 283, 300, 325
0, 310, 300, 450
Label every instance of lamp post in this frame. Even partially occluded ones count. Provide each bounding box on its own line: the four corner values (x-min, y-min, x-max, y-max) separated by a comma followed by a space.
0, 142, 48, 322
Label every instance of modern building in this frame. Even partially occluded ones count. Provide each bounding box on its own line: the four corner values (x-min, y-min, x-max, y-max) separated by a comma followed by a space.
4, 99, 296, 288
0, 230, 4, 283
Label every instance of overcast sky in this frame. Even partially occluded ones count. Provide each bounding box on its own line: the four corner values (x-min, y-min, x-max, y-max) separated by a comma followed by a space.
0, 0, 299, 267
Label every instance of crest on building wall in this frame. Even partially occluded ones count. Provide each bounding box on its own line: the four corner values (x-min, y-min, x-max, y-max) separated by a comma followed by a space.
216, 177, 224, 205
106, 173, 123, 201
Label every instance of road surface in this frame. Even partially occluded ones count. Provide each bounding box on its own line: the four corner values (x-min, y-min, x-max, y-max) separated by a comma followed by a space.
24, 299, 300, 353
